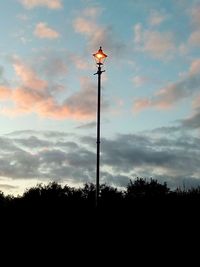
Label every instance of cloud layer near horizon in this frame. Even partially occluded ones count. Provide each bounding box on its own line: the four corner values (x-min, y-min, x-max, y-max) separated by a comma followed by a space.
1, 127, 200, 195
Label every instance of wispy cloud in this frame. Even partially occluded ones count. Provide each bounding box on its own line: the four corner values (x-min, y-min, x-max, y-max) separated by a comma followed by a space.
133, 23, 175, 59
132, 75, 149, 87
181, 109, 200, 129
82, 6, 103, 18
34, 22, 60, 39
188, 4, 200, 46
65, 76, 108, 119
73, 7, 125, 58
190, 4, 200, 26
19, 0, 62, 9
133, 58, 200, 112
76, 121, 96, 129
189, 58, 200, 75
181, 92, 200, 129
149, 10, 168, 26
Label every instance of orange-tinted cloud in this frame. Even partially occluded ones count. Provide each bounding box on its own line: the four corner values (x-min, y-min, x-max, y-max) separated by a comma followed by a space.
0, 86, 11, 100
19, 0, 62, 9
0, 58, 102, 120
133, 98, 151, 112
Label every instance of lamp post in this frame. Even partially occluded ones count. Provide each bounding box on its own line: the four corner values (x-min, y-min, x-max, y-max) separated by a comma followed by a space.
93, 46, 107, 208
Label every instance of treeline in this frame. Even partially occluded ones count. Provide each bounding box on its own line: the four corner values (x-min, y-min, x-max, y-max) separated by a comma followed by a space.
1, 178, 200, 213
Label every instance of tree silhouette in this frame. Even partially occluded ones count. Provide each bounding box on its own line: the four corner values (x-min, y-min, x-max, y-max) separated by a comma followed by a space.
0, 178, 200, 221
126, 178, 169, 199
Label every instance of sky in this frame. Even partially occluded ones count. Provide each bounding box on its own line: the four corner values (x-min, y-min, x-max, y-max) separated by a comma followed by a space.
1, 0, 200, 195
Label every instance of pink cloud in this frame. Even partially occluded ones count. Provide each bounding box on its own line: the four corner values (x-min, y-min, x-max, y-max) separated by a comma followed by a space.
13, 58, 47, 91
19, 0, 62, 9
0, 58, 103, 120
34, 22, 60, 39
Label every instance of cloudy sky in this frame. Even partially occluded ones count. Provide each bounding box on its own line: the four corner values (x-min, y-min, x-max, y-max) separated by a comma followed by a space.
1, 0, 200, 195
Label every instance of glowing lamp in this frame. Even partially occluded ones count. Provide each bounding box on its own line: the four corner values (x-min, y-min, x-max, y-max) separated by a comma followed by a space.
93, 46, 107, 65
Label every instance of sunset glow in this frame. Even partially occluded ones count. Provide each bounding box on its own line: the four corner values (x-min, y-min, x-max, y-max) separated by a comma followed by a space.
1, 0, 200, 195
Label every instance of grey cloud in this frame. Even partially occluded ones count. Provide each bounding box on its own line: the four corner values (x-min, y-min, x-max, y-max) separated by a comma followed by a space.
90, 25, 127, 60
81, 132, 200, 186
14, 136, 52, 148
0, 66, 4, 82
39, 149, 67, 165
0, 66, 8, 85
0, 150, 40, 179
134, 73, 200, 111
66, 86, 97, 117
181, 109, 200, 129
49, 165, 94, 183
101, 172, 131, 188
66, 149, 95, 169
0, 137, 21, 152
42, 131, 70, 139
154, 74, 200, 105
6, 130, 41, 136
150, 126, 181, 134
1, 129, 200, 190
40, 56, 68, 78
76, 121, 96, 129
55, 141, 79, 150
65, 77, 109, 118
101, 134, 200, 174
6, 130, 69, 139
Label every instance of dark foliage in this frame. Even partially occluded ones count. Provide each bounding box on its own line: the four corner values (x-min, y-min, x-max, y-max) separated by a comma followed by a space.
1, 178, 200, 256
1, 178, 200, 217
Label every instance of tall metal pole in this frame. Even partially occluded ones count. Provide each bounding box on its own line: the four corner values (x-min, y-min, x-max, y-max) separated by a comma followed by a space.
93, 46, 107, 208
96, 63, 102, 208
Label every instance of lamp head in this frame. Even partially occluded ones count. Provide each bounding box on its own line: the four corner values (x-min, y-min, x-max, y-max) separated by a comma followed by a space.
93, 46, 107, 65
